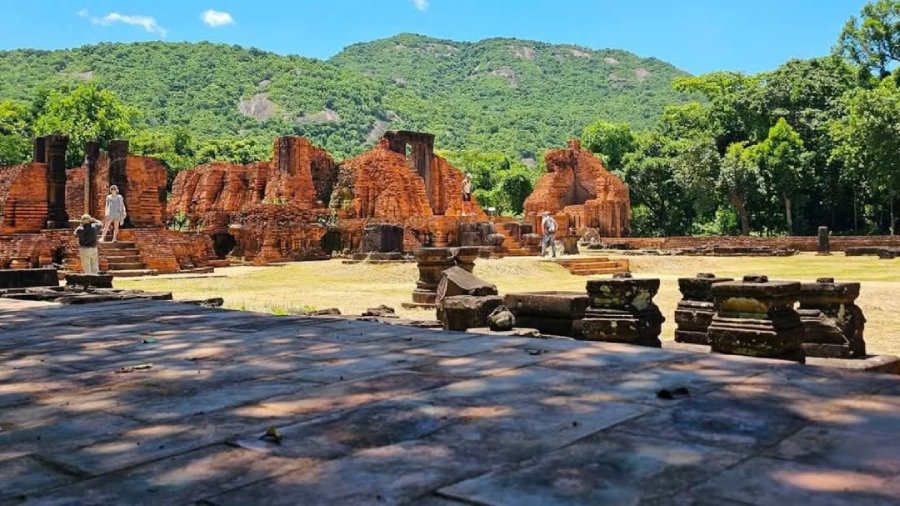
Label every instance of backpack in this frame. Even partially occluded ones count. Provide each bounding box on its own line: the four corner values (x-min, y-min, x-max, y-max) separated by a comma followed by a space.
543, 216, 557, 233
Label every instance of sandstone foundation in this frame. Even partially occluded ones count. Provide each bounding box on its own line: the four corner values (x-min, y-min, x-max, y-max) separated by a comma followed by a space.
708, 275, 805, 363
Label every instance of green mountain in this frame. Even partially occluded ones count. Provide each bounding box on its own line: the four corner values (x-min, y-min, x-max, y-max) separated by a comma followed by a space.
0, 34, 692, 159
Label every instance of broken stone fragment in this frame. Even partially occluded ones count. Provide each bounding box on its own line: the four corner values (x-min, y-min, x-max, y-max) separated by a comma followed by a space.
439, 295, 503, 331
488, 305, 516, 331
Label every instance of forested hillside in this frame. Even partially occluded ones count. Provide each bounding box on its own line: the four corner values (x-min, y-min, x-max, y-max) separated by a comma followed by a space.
0, 35, 690, 160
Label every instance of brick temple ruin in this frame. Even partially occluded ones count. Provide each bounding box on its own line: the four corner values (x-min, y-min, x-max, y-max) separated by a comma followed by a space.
0, 136, 216, 274
329, 131, 487, 251
524, 139, 631, 237
2, 132, 635, 272
168, 136, 337, 263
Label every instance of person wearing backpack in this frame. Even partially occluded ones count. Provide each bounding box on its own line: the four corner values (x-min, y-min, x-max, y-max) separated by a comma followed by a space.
540, 211, 557, 258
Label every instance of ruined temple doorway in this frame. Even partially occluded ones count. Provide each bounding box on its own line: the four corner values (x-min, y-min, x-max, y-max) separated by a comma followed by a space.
211, 233, 236, 259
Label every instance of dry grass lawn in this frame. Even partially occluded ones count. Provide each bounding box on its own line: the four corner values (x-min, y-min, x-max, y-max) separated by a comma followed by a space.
116, 253, 900, 356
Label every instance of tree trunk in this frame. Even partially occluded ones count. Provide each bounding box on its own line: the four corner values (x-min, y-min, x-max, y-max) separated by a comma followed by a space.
853, 187, 858, 233
888, 193, 896, 235
731, 193, 750, 236
783, 194, 793, 235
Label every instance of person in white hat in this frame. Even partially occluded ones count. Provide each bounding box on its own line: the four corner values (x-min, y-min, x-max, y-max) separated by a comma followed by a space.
74, 214, 103, 274
540, 211, 557, 258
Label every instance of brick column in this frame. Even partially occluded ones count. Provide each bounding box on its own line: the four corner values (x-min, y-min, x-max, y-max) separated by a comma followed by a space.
44, 135, 69, 228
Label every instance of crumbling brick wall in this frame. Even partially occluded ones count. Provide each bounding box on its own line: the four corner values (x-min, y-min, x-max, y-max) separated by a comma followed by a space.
67, 154, 168, 227
0, 163, 50, 234
524, 139, 631, 236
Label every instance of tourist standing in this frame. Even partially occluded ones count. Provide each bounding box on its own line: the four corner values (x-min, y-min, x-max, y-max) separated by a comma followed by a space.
74, 214, 102, 274
541, 211, 557, 258
462, 174, 472, 202
100, 185, 127, 243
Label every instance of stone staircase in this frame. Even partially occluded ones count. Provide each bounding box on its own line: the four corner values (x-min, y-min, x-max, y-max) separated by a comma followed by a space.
549, 257, 630, 276
492, 223, 540, 257
98, 241, 158, 277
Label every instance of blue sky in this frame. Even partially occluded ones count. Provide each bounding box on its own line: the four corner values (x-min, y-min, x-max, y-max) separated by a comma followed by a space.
0, 0, 868, 74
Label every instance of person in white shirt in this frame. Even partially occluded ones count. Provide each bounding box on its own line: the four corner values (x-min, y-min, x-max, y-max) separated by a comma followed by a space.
100, 185, 127, 243
540, 211, 557, 258
462, 174, 472, 202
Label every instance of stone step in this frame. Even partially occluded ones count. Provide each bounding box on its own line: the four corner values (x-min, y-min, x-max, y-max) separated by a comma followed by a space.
108, 269, 159, 278
98, 241, 136, 249
107, 261, 147, 271
104, 254, 142, 263
569, 268, 631, 276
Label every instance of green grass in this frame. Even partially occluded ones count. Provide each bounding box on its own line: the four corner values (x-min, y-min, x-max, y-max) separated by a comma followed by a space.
116, 253, 900, 356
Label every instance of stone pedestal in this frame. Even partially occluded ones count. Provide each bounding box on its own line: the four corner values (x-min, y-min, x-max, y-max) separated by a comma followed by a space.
404, 246, 479, 309
581, 273, 664, 347
799, 277, 866, 358
561, 235, 579, 255
674, 273, 733, 345
361, 224, 404, 253
708, 275, 805, 363
65, 273, 114, 289
504, 291, 589, 337
816, 226, 830, 255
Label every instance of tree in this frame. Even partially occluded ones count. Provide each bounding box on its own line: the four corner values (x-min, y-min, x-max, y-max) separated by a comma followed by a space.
718, 142, 763, 235
831, 78, 900, 234
657, 102, 718, 140
33, 84, 137, 166
673, 72, 769, 152
619, 132, 696, 236
754, 119, 808, 233
581, 120, 635, 170
0, 100, 32, 166
835, 0, 900, 78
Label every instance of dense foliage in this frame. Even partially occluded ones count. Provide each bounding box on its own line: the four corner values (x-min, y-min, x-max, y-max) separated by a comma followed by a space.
583, 0, 900, 236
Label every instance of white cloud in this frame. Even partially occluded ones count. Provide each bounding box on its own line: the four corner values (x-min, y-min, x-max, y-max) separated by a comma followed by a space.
201, 9, 235, 27
92, 12, 167, 37
412, 0, 429, 11
77, 9, 89, 18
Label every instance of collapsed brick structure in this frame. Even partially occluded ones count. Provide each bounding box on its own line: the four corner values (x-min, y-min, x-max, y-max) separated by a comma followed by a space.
524, 139, 630, 237
405, 246, 479, 308
330, 132, 487, 251
168, 136, 336, 262
0, 137, 216, 274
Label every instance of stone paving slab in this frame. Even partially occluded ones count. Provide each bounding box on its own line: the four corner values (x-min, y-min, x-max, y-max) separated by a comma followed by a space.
0, 298, 898, 505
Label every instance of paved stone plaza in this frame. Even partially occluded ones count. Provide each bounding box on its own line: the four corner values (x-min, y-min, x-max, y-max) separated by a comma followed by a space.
1, 298, 899, 505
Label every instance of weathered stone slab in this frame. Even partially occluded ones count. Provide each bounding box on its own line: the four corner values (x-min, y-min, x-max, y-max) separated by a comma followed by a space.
29, 446, 317, 506
440, 431, 746, 505
0, 268, 59, 289
65, 273, 114, 289
504, 291, 589, 318
691, 457, 900, 506
0, 455, 78, 503
439, 294, 503, 331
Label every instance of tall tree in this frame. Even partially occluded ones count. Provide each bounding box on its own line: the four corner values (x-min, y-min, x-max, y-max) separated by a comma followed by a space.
619, 132, 696, 236
718, 142, 763, 235
835, 0, 900, 78
580, 120, 635, 171
673, 72, 768, 152
754, 119, 808, 233
0, 99, 32, 166
831, 78, 900, 234
33, 84, 137, 166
